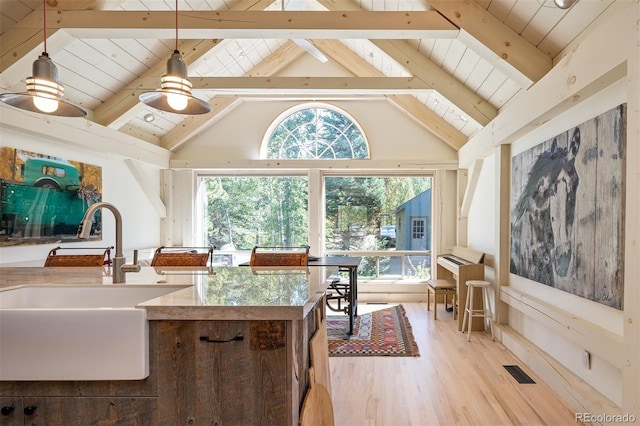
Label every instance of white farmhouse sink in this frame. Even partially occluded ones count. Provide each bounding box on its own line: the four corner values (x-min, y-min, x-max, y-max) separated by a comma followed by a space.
0, 285, 189, 381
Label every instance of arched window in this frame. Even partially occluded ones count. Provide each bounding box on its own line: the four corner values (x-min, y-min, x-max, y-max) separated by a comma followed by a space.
262, 103, 369, 159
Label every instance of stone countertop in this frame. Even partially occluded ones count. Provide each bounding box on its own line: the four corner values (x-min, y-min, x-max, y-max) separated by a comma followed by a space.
0, 266, 334, 321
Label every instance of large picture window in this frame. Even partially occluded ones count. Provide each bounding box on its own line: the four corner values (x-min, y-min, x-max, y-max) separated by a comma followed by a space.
200, 175, 308, 265
324, 175, 433, 280
197, 103, 433, 281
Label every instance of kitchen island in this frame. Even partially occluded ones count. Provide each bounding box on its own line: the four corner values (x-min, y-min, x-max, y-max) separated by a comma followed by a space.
0, 266, 334, 426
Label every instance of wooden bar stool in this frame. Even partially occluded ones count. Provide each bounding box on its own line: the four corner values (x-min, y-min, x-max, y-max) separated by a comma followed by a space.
461, 280, 494, 342
151, 246, 214, 267
249, 245, 309, 266
44, 246, 112, 267
427, 279, 457, 320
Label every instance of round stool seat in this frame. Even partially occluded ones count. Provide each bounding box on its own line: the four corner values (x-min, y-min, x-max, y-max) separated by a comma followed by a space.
462, 280, 494, 342
466, 280, 490, 288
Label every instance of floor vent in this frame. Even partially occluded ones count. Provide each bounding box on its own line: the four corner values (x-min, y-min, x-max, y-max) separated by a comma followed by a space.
503, 365, 536, 384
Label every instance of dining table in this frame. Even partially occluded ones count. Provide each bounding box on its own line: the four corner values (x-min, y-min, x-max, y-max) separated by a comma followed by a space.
241, 255, 361, 339
307, 256, 361, 339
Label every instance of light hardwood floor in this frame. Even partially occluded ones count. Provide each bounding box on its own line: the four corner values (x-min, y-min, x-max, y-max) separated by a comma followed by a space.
329, 302, 583, 426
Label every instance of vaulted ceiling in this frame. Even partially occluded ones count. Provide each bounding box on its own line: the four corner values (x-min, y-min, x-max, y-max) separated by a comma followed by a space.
0, 0, 617, 153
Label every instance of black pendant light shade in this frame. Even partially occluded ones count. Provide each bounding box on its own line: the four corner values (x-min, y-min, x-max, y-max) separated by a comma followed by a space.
139, 50, 211, 115
0, 52, 86, 117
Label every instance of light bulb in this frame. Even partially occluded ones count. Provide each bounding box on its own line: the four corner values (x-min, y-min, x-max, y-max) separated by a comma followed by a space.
33, 96, 59, 113
166, 92, 188, 111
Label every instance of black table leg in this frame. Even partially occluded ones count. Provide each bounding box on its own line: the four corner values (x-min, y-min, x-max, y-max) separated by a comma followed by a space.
343, 266, 358, 339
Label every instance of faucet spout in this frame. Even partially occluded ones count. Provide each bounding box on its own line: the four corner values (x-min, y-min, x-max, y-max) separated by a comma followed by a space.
78, 201, 127, 283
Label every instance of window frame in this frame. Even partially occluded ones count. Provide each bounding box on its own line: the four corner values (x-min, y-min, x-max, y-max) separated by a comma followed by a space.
320, 170, 435, 280
195, 169, 435, 279
196, 170, 310, 252
260, 102, 370, 160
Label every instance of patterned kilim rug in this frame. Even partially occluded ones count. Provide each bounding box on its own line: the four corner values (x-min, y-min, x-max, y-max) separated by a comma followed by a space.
327, 304, 420, 357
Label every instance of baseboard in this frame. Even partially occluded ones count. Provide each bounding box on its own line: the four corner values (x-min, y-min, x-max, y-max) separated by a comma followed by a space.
356, 281, 429, 304
500, 325, 622, 421
357, 293, 426, 303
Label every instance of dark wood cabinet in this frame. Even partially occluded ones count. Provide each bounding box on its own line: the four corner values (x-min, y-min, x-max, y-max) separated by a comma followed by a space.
155, 320, 295, 425
152, 302, 320, 426
1, 300, 322, 426
2, 396, 155, 426
21, 397, 156, 426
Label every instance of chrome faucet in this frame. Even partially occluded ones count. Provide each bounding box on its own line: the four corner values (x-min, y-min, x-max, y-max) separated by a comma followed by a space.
77, 201, 140, 283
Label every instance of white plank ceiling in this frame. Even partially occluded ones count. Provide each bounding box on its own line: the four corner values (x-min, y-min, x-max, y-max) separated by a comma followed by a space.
0, 0, 617, 151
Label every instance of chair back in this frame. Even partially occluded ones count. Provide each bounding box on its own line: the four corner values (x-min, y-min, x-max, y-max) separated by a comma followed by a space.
44, 246, 112, 267
151, 246, 213, 267
249, 246, 309, 266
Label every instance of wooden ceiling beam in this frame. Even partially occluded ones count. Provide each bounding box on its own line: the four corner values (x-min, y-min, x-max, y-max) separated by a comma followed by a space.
313, 39, 466, 150
159, 96, 242, 152
158, 1, 308, 152
0, 30, 76, 92
94, 0, 273, 131
93, 39, 222, 127
387, 94, 467, 151
0, 11, 58, 76
128, 76, 446, 93
427, 0, 552, 87
14, 10, 458, 39
0, 1, 115, 74
160, 41, 307, 151
371, 39, 497, 125
315, 0, 470, 149
52, 1, 113, 9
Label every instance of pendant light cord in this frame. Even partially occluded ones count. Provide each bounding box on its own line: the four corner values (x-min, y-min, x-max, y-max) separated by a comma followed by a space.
175, 0, 178, 50
43, 0, 47, 52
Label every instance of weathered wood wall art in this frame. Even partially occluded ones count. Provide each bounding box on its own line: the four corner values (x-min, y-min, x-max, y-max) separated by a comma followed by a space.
0, 147, 102, 246
510, 104, 626, 309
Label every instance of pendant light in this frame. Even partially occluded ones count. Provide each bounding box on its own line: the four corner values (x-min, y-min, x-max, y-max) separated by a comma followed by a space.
139, 0, 211, 115
553, 0, 576, 9
0, 0, 86, 117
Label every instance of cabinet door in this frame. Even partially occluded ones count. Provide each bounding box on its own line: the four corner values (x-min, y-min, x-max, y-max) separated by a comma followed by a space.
21, 397, 157, 425
196, 320, 288, 425
156, 320, 289, 426
0, 397, 22, 426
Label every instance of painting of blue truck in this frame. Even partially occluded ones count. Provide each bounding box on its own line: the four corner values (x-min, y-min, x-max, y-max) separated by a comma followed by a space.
0, 148, 102, 246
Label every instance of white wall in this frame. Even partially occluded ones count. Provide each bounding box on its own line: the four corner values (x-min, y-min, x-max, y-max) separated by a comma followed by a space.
475, 82, 627, 405
467, 153, 497, 308
465, 1, 639, 416
468, 154, 495, 256
0, 126, 164, 265
173, 99, 456, 162
174, 45, 456, 164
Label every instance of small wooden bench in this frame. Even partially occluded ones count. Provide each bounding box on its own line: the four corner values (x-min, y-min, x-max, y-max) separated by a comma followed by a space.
427, 279, 457, 320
